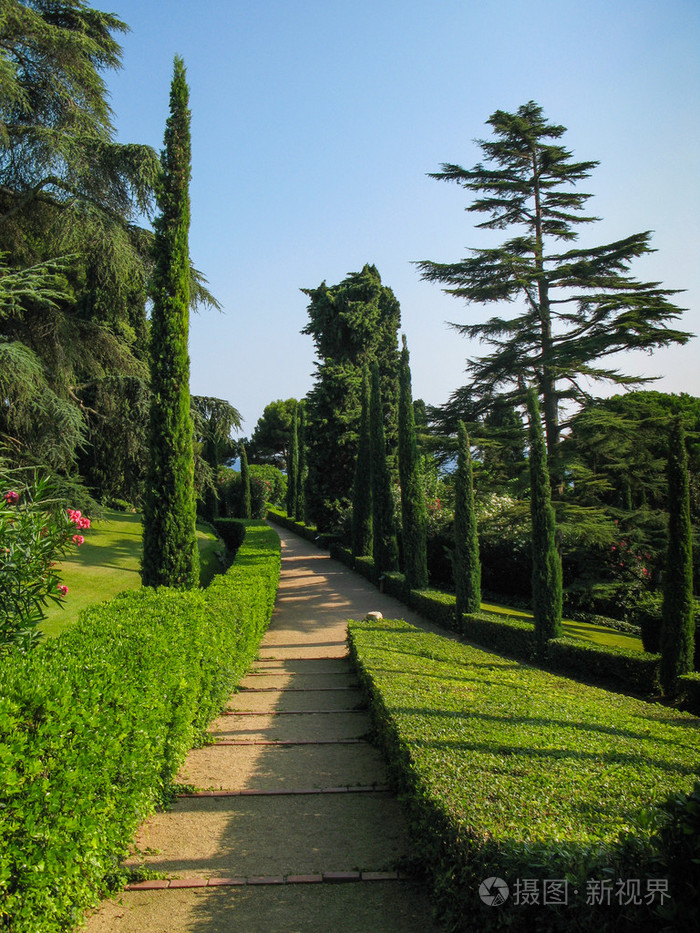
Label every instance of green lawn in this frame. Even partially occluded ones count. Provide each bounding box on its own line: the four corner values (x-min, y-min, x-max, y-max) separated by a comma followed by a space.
481, 600, 644, 652
40, 510, 224, 638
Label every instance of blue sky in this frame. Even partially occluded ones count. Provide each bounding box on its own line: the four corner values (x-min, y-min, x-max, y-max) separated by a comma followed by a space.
106, 0, 699, 436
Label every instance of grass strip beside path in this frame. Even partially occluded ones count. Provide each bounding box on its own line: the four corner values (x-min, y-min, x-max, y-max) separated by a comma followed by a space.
40, 511, 225, 638
348, 618, 700, 931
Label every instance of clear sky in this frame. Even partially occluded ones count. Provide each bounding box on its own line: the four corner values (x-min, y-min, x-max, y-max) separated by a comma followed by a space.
105, 0, 699, 436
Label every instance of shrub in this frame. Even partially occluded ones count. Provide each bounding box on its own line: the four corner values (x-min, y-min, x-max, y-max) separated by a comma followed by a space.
249, 463, 286, 506
678, 672, 700, 716
544, 637, 661, 695
0, 521, 280, 932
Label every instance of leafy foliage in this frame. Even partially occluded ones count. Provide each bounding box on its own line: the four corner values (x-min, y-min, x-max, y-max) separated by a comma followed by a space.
398, 338, 428, 588
370, 361, 398, 574
248, 398, 298, 468
528, 389, 562, 643
351, 366, 373, 558
453, 422, 481, 615
302, 264, 401, 531
141, 57, 198, 589
0, 521, 279, 931
417, 101, 691, 472
660, 418, 695, 693
349, 618, 700, 932
285, 401, 298, 518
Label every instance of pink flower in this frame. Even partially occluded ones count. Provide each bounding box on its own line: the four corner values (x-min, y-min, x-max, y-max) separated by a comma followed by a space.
72, 534, 84, 546
67, 508, 81, 521
78, 517, 90, 529
4, 490, 20, 505
57, 584, 68, 596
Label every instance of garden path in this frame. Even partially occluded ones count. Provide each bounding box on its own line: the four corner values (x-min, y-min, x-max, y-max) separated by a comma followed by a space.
82, 526, 442, 933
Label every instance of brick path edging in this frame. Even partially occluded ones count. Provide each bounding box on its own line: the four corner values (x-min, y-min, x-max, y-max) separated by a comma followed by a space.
127, 871, 406, 890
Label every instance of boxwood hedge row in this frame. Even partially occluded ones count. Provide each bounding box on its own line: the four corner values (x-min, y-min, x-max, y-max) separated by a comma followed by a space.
0, 521, 280, 933
348, 618, 700, 932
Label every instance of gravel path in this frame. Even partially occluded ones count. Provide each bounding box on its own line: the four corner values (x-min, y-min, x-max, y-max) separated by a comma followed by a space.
82, 526, 441, 932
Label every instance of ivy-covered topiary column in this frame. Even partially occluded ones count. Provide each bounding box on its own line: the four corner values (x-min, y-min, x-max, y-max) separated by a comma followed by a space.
454, 421, 481, 617
286, 402, 298, 519
370, 362, 398, 575
352, 366, 373, 558
142, 56, 199, 589
660, 417, 695, 694
398, 337, 428, 589
240, 442, 252, 519
527, 388, 562, 644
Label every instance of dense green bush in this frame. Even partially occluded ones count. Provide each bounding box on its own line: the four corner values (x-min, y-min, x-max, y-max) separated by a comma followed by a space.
212, 517, 247, 554
249, 463, 286, 505
678, 672, 700, 716
0, 522, 280, 932
266, 505, 319, 543
216, 466, 267, 519
348, 618, 700, 932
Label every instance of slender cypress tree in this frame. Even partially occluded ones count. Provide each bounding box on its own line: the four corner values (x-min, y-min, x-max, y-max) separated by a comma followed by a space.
352, 366, 373, 557
240, 443, 251, 519
295, 401, 307, 523
398, 337, 428, 589
527, 389, 562, 643
660, 417, 695, 694
286, 402, 298, 518
454, 421, 481, 616
370, 362, 398, 575
141, 56, 199, 589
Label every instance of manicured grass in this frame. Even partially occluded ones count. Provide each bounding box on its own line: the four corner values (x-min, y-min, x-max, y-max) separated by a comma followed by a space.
350, 617, 698, 844
348, 618, 700, 928
481, 600, 644, 652
40, 510, 225, 638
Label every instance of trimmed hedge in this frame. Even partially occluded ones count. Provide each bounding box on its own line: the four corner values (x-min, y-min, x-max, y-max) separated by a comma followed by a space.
266, 505, 321, 544
679, 672, 700, 716
0, 521, 280, 932
544, 636, 661, 695
348, 618, 700, 932
212, 516, 247, 553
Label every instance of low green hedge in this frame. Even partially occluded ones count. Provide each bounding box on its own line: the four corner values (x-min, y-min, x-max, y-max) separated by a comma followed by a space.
212, 516, 247, 553
0, 521, 280, 933
348, 618, 700, 932
266, 506, 320, 544
679, 672, 700, 716
544, 636, 661, 695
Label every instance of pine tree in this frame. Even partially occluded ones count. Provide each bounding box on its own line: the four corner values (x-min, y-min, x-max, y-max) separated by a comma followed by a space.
660, 418, 695, 694
527, 389, 562, 643
286, 402, 298, 519
418, 102, 690, 479
370, 362, 398, 575
240, 443, 252, 520
454, 421, 481, 616
141, 57, 198, 589
295, 401, 307, 523
398, 337, 428, 589
352, 366, 373, 557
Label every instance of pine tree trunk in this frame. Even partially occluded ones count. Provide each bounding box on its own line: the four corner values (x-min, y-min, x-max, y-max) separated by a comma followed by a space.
352, 367, 373, 557
527, 388, 562, 644
660, 417, 695, 694
454, 422, 481, 617
398, 339, 428, 589
141, 57, 199, 589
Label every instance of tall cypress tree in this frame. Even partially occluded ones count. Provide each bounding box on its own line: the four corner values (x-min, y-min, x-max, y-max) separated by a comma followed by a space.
398, 337, 428, 589
660, 418, 695, 694
352, 366, 373, 557
527, 388, 562, 643
240, 443, 252, 519
141, 56, 198, 589
286, 402, 298, 519
370, 362, 398, 575
454, 421, 481, 616
295, 401, 307, 523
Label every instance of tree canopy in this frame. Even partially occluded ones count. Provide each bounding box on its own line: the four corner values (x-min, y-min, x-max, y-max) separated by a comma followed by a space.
417, 101, 691, 474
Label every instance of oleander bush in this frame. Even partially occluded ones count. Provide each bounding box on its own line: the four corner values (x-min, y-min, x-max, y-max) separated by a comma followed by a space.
0, 521, 280, 933
348, 618, 700, 932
